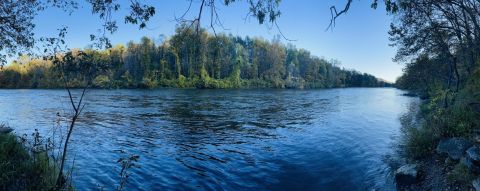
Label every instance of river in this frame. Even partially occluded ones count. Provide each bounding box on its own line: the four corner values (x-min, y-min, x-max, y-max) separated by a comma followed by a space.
0, 88, 416, 191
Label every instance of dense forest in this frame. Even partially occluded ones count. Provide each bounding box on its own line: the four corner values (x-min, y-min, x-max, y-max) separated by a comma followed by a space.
0, 25, 389, 89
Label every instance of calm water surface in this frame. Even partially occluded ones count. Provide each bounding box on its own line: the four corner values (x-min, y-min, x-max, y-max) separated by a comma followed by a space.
0, 88, 415, 191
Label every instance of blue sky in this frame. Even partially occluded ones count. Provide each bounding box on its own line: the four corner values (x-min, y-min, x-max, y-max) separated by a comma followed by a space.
32, 0, 402, 82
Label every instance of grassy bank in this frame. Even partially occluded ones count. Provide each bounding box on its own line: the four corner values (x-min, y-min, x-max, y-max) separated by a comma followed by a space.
0, 125, 67, 191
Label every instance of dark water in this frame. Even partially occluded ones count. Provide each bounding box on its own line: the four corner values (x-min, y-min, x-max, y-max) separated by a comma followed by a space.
0, 88, 415, 191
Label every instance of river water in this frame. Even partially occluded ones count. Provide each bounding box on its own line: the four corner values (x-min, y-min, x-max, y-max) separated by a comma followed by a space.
0, 88, 416, 191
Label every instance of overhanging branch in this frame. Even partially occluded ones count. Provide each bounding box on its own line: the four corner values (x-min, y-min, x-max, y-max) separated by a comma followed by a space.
327, 0, 353, 30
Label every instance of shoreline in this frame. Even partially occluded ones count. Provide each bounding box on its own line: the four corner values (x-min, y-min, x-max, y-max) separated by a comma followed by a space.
0, 86, 396, 90
394, 96, 480, 191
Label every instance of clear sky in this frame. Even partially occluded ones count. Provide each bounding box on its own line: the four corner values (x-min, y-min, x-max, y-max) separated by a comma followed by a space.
32, 0, 402, 82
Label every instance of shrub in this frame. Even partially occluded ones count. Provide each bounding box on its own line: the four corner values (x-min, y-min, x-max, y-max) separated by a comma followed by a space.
0, 130, 61, 190
404, 125, 437, 159
447, 162, 474, 184
93, 75, 112, 88
400, 104, 439, 159
141, 76, 158, 89
121, 71, 134, 88
176, 75, 188, 88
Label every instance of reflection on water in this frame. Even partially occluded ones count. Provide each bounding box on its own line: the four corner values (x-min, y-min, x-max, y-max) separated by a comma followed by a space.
0, 88, 415, 191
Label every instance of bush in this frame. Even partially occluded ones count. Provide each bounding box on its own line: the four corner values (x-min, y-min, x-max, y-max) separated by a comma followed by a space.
285, 76, 305, 89
121, 71, 134, 88
447, 162, 474, 184
404, 125, 438, 159
400, 104, 439, 159
0, 131, 61, 190
93, 75, 112, 88
176, 75, 188, 88
141, 76, 158, 89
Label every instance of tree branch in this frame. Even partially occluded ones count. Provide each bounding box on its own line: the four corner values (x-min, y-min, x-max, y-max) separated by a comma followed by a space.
327, 0, 353, 30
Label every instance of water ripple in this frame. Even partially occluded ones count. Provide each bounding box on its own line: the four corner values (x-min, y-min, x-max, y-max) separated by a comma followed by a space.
0, 88, 416, 191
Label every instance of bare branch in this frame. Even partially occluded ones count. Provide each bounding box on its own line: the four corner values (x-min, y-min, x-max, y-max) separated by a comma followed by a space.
327, 0, 353, 30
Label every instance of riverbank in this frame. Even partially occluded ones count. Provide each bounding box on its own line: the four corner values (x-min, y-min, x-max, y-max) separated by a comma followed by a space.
0, 124, 67, 191
404, 153, 471, 190
0, 77, 393, 90
395, 93, 480, 191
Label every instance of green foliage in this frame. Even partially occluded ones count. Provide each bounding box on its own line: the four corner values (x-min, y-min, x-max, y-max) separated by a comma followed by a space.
93, 75, 112, 88
403, 125, 437, 159
400, 89, 476, 159
448, 162, 475, 184
0, 132, 59, 190
176, 75, 188, 88
285, 75, 305, 89
196, 66, 213, 88
395, 55, 449, 99
228, 62, 242, 88
442, 104, 474, 137
121, 71, 134, 88
400, 105, 439, 159
141, 76, 158, 89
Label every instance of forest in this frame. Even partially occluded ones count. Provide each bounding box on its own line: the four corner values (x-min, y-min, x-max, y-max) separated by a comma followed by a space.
0, 25, 389, 89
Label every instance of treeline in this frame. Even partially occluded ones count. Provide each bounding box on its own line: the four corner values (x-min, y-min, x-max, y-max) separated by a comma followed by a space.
0, 25, 389, 89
